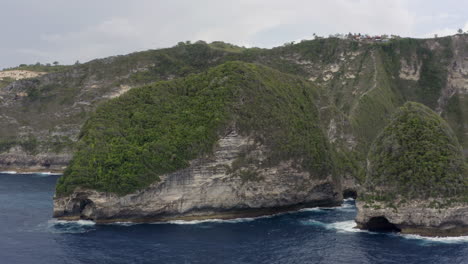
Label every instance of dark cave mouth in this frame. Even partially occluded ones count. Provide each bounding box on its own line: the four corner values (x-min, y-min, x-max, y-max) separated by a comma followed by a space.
366, 216, 401, 233
343, 189, 357, 199
70, 198, 95, 219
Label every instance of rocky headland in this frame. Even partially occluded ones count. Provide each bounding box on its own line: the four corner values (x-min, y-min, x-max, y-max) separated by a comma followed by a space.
355, 102, 468, 236
54, 129, 341, 222
53, 62, 342, 222
0, 35, 466, 232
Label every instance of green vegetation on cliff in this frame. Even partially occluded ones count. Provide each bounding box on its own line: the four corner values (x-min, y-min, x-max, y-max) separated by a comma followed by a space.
363, 102, 467, 203
3, 64, 71, 73
56, 62, 333, 196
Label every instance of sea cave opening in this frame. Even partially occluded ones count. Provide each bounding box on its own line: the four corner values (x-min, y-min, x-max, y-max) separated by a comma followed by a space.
343, 189, 357, 199
70, 198, 95, 219
366, 216, 401, 233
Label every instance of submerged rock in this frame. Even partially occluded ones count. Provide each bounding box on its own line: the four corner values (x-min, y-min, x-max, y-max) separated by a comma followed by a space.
355, 102, 468, 236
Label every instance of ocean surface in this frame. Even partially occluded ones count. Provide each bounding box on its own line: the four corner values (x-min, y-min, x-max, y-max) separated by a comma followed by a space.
1, 173, 468, 264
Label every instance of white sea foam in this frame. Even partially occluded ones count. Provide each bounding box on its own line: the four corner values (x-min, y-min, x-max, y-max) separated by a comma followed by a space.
400, 233, 468, 244
301, 219, 367, 233
300, 201, 355, 212
302, 219, 468, 244
0, 171, 62, 176
38, 172, 63, 176
46, 219, 96, 233
151, 215, 272, 225
51, 219, 96, 226
325, 220, 368, 233
0, 171, 17, 174
49, 198, 357, 229
109, 222, 138, 226
139, 199, 357, 226
298, 207, 322, 212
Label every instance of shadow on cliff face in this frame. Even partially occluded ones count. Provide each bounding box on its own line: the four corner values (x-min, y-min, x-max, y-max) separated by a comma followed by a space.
366, 216, 401, 233
70, 198, 95, 220
343, 189, 357, 199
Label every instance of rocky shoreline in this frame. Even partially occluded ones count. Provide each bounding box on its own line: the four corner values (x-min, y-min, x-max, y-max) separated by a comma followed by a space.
355, 200, 468, 237
0, 169, 63, 174
53, 129, 342, 223
55, 197, 341, 224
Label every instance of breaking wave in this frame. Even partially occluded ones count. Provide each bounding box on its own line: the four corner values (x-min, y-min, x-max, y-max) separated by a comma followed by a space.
47, 219, 96, 233
301, 219, 366, 233
0, 171, 18, 174
301, 219, 468, 244
400, 233, 468, 244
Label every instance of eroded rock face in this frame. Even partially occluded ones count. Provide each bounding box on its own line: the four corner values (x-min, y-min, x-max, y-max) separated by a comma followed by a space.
0, 151, 71, 172
0, 70, 46, 80
355, 201, 468, 236
355, 102, 468, 236
54, 130, 342, 222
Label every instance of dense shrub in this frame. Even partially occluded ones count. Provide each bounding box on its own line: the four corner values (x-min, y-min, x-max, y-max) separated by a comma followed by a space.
56, 62, 333, 196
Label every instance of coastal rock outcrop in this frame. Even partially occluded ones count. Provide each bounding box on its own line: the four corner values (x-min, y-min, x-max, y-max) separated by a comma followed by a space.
355, 102, 468, 236
53, 62, 342, 222
54, 129, 341, 222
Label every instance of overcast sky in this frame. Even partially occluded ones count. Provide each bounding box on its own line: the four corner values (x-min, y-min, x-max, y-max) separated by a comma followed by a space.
1, 0, 467, 69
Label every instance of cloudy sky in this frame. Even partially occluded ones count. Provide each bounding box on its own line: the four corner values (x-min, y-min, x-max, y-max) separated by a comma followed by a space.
1, 0, 467, 69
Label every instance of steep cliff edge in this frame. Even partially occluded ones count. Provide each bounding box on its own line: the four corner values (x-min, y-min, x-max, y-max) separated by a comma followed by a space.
3, 35, 467, 182
0, 43, 236, 172
53, 62, 341, 221
355, 102, 468, 236
54, 129, 339, 222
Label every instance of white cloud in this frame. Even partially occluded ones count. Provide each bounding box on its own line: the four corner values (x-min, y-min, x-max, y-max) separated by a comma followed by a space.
1, 0, 466, 68
420, 21, 468, 38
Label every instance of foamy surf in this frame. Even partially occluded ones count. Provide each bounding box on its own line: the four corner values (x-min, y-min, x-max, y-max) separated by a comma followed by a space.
47, 219, 96, 233
302, 219, 468, 244
37, 172, 62, 176
301, 219, 367, 233
151, 201, 356, 225
298, 207, 322, 212
399, 233, 468, 244
300, 200, 355, 213
325, 220, 368, 233
48, 198, 357, 229
0, 171, 17, 174
150, 215, 275, 225
0, 171, 62, 176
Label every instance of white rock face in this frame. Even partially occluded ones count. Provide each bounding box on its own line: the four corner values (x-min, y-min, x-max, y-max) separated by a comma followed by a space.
54, 129, 342, 222
399, 58, 421, 81
0, 70, 46, 80
355, 200, 468, 236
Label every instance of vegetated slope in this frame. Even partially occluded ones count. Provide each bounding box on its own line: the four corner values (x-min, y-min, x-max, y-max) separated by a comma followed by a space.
56, 62, 333, 196
1, 35, 467, 189
0, 43, 242, 170
363, 102, 467, 204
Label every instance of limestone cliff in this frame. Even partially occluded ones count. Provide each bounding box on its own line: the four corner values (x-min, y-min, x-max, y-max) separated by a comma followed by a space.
2, 35, 467, 181
53, 62, 341, 221
355, 201, 468, 236
355, 102, 468, 236
54, 129, 341, 222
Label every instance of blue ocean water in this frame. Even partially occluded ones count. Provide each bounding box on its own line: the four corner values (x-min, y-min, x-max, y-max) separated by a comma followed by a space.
1, 173, 468, 264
